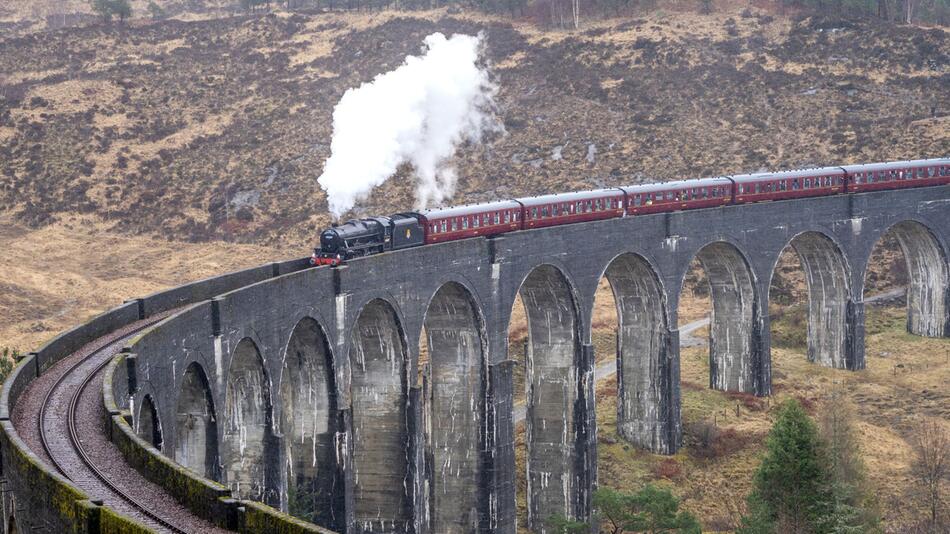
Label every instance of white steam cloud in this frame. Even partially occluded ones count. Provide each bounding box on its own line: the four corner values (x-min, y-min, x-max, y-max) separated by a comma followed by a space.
317, 32, 501, 218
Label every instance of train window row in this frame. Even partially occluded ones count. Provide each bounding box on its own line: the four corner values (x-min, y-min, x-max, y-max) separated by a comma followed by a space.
738, 176, 843, 195
852, 166, 945, 183
430, 210, 520, 234
631, 186, 728, 206
527, 198, 620, 219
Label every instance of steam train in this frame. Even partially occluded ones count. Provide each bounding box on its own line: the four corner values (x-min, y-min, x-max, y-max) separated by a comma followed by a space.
311, 158, 950, 266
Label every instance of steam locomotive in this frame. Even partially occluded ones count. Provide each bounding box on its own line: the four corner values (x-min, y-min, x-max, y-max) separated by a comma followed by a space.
311, 158, 950, 266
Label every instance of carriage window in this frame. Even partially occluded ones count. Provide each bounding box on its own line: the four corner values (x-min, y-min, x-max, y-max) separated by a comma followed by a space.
531, 208, 538, 219
541, 207, 548, 217
779, 181, 786, 191
928, 167, 935, 177
504, 212, 510, 223
805, 178, 811, 188
634, 195, 642, 206
586, 200, 593, 212
462, 218, 469, 229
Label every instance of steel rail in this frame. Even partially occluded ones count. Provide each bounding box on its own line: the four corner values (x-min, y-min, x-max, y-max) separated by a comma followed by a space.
38, 324, 187, 533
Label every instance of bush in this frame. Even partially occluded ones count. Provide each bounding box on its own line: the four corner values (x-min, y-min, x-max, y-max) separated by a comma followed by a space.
0, 348, 18, 383
147, 1, 167, 19
726, 391, 767, 412
685, 421, 751, 460
652, 458, 682, 480
548, 485, 701, 533
91, 0, 132, 22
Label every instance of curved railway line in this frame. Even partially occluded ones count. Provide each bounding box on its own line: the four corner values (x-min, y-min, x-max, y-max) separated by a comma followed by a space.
13, 316, 230, 534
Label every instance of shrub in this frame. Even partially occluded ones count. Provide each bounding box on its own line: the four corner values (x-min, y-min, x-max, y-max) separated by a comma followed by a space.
0, 348, 18, 383
685, 421, 751, 460
652, 458, 682, 480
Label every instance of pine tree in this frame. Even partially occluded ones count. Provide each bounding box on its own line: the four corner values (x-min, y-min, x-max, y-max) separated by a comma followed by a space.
739, 399, 832, 534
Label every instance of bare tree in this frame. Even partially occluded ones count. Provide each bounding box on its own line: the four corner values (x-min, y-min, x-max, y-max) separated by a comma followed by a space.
910, 419, 949, 531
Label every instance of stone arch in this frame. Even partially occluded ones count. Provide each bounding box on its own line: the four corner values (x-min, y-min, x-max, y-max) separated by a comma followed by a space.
784, 232, 853, 368
279, 317, 341, 529
600, 253, 672, 453
688, 241, 759, 392
175, 362, 219, 480
514, 263, 581, 531
136, 394, 163, 450
420, 282, 486, 534
872, 221, 948, 337
349, 299, 412, 533
223, 338, 273, 503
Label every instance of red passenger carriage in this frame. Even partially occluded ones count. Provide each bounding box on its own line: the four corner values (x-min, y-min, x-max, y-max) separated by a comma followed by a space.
516, 189, 625, 229
420, 200, 523, 244
622, 178, 732, 215
731, 167, 846, 204
843, 159, 950, 193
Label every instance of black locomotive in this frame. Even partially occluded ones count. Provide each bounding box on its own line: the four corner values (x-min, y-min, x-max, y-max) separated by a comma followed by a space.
311, 213, 424, 265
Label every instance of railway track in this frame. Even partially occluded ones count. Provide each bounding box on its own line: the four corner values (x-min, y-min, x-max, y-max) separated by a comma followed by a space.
17, 318, 230, 534
37, 323, 184, 533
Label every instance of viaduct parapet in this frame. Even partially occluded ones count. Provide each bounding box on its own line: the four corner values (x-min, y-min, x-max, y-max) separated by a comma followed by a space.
3, 186, 948, 534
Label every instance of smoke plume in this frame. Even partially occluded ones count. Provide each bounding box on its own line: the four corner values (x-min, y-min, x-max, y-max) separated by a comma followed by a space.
317, 32, 501, 218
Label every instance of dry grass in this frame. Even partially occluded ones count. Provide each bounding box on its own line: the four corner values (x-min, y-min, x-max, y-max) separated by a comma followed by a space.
0, 215, 290, 351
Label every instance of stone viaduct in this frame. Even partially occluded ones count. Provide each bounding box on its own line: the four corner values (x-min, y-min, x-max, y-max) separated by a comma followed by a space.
3, 186, 949, 534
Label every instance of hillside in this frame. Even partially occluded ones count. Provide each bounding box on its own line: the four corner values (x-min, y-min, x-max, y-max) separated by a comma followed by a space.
1, 8, 948, 248
1, 7, 948, 533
